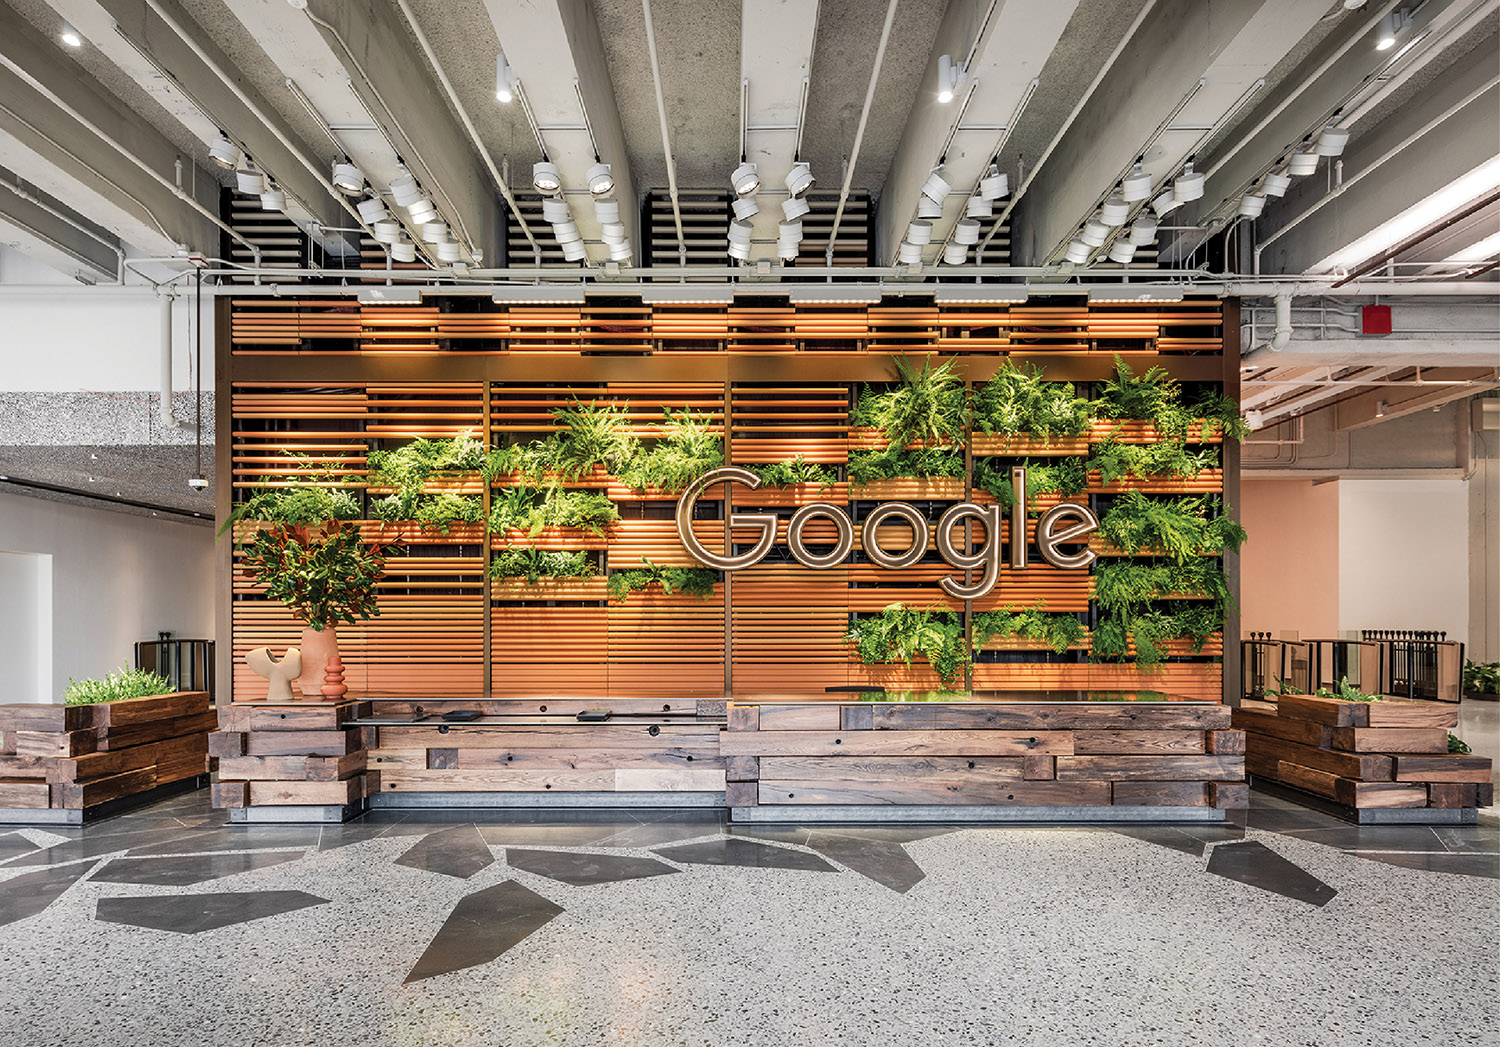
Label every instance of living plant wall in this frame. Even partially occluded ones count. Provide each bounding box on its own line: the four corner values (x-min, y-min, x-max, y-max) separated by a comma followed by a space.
222, 297, 1240, 700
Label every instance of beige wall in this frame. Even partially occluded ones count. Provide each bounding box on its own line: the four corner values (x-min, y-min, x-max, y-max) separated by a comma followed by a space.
1239, 478, 1340, 640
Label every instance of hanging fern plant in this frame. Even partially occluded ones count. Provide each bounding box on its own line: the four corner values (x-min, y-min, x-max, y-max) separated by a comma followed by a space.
971, 361, 1091, 440
620, 408, 724, 492
851, 356, 966, 448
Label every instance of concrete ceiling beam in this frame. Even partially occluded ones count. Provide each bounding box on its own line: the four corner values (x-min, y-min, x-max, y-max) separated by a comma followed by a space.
0, 4, 218, 257
480, 0, 639, 264
0, 169, 121, 281
880, 0, 1080, 266
1239, 338, 1500, 370
1011, 0, 1330, 265
1332, 367, 1500, 430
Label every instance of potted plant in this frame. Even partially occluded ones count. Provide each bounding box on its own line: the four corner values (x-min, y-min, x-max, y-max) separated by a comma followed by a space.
239, 522, 389, 700
1463, 660, 1499, 701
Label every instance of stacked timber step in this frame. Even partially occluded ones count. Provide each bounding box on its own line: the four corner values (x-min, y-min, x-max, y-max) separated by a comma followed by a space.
1234, 695, 1494, 823
358, 698, 728, 805
723, 699, 1245, 821
210, 700, 375, 821
0, 693, 213, 823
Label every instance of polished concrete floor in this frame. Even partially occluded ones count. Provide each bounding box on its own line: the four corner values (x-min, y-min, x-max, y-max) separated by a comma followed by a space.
0, 778, 1495, 1047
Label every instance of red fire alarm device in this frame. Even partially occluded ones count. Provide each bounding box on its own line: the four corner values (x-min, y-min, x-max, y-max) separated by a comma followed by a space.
1362, 304, 1392, 335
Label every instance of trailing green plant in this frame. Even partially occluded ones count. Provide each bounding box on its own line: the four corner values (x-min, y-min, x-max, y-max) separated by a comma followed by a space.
607, 557, 717, 601
1091, 558, 1232, 670
1099, 491, 1246, 562
850, 356, 966, 448
620, 408, 724, 492
1310, 676, 1384, 703
239, 522, 389, 632
1087, 438, 1217, 484
368, 492, 484, 533
845, 603, 968, 685
1463, 659, 1500, 694
750, 456, 838, 488
543, 399, 639, 479
64, 666, 174, 706
848, 445, 964, 487
973, 457, 1088, 511
488, 546, 598, 584
1093, 559, 1232, 614
1094, 355, 1248, 441
487, 487, 620, 536
971, 361, 1091, 440
1448, 732, 1472, 755
971, 605, 1086, 654
366, 435, 485, 493
1187, 390, 1251, 441
218, 457, 362, 536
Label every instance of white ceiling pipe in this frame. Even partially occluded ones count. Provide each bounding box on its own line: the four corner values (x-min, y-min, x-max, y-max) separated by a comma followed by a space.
643, 0, 686, 264
825, 0, 900, 264
159, 291, 180, 429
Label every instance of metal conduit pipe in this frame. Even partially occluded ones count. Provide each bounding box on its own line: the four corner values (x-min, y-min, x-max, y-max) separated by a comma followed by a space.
642, 0, 685, 264
159, 291, 180, 428
1243, 293, 1295, 365
827, 0, 898, 263
1253, 72, 1500, 274
0, 53, 260, 268
0, 174, 125, 282
975, 0, 1160, 257
137, 0, 382, 259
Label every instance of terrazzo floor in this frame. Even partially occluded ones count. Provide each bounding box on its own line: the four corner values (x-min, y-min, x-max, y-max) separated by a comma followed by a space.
0, 788, 1495, 1047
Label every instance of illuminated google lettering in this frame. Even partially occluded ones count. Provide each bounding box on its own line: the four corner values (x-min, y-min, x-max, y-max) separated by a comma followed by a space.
674, 466, 1099, 600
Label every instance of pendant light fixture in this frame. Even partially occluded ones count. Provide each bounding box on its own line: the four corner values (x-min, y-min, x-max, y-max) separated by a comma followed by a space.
532, 160, 562, 194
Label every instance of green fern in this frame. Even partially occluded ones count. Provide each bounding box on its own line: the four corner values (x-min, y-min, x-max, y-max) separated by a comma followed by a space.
848, 445, 964, 486
544, 399, 638, 479
620, 408, 724, 492
845, 603, 968, 685
851, 356, 966, 448
971, 605, 1086, 654
607, 557, 717, 601
750, 456, 837, 488
973, 457, 1088, 511
488, 546, 598, 584
971, 361, 1091, 439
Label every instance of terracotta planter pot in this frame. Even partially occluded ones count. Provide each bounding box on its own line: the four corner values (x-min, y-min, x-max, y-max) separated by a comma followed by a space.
297, 626, 340, 700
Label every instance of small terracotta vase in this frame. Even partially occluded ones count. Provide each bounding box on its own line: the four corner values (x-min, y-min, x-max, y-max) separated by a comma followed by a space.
297, 626, 339, 701
321, 654, 349, 699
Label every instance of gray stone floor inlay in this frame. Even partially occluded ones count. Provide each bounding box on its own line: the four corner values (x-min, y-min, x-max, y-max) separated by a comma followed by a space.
802, 832, 926, 892
0, 863, 95, 927
653, 837, 837, 872
395, 825, 495, 879
405, 880, 563, 983
0, 833, 39, 862
1206, 840, 1339, 907
89, 850, 307, 886
1350, 850, 1500, 878
505, 848, 679, 886
126, 825, 324, 856
95, 890, 329, 934
1107, 826, 1211, 857
3, 827, 192, 868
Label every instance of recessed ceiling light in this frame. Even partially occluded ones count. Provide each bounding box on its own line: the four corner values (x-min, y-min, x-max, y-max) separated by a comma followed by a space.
495, 54, 514, 103
60, 22, 82, 47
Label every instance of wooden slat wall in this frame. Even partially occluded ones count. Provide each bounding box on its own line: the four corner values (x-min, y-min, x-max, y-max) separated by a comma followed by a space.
227, 299, 1229, 702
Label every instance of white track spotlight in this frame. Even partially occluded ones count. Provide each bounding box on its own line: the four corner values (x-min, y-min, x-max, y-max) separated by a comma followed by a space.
953, 218, 981, 245
357, 197, 390, 223
389, 170, 420, 206
1238, 192, 1267, 219
372, 220, 401, 244
907, 220, 933, 245
1121, 161, 1153, 202
601, 222, 626, 245
785, 160, 815, 198
1317, 126, 1351, 157
407, 198, 438, 225
1107, 240, 1137, 264
921, 168, 951, 204
1288, 149, 1320, 176
782, 196, 810, 221
728, 220, 754, 247
209, 134, 240, 170
1375, 10, 1408, 50
1064, 240, 1091, 264
495, 53, 514, 103
777, 220, 804, 244
731, 161, 760, 197
331, 159, 363, 195
729, 240, 752, 260
1128, 215, 1158, 245
1100, 195, 1130, 226
609, 238, 632, 261
60, 21, 82, 47
235, 159, 266, 196
260, 185, 285, 212
776, 237, 799, 259
979, 165, 1009, 201
1173, 161, 1204, 203
1150, 189, 1182, 217
936, 54, 966, 103
1080, 218, 1110, 248
917, 196, 943, 219
562, 239, 588, 262
732, 197, 759, 221
421, 221, 450, 244
542, 198, 571, 223
1261, 171, 1292, 197
595, 197, 621, 224
586, 161, 614, 196
943, 241, 969, 265
966, 195, 992, 218
389, 240, 416, 263
553, 220, 581, 244
898, 241, 924, 264
436, 240, 462, 263
532, 160, 562, 193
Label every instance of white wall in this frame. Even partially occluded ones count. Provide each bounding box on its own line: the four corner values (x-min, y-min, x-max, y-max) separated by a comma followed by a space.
0, 491, 214, 701
0, 550, 51, 701
1338, 478, 1470, 644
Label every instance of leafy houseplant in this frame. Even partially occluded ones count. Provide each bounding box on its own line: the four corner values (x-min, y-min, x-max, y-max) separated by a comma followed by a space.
1098, 491, 1246, 561
971, 362, 1091, 440
607, 558, 718, 602
848, 445, 964, 487
64, 666, 174, 706
1463, 659, 1500, 696
488, 487, 620, 537
846, 603, 968, 685
973, 457, 1088, 511
750, 456, 837, 488
488, 546, 598, 584
851, 356, 966, 448
972, 605, 1086, 655
621, 408, 724, 493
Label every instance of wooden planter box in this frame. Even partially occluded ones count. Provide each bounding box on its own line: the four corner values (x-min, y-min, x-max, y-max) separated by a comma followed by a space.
1090, 420, 1225, 444
970, 433, 1090, 457
851, 478, 967, 501
0, 692, 213, 823
732, 482, 850, 506
490, 526, 611, 551
1234, 695, 1492, 821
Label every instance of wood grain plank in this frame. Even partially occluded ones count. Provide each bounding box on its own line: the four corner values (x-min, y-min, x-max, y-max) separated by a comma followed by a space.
1072, 730, 1206, 755
756, 780, 1112, 805
720, 730, 1076, 757
1055, 755, 1244, 781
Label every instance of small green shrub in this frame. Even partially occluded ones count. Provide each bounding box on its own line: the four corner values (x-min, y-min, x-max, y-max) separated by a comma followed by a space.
1099, 491, 1246, 562
845, 603, 967, 685
64, 666, 174, 706
369, 492, 484, 533
850, 356, 966, 448
488, 547, 598, 584
971, 605, 1086, 654
1463, 660, 1500, 694
607, 558, 717, 602
1449, 733, 1472, 755
750, 456, 837, 488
